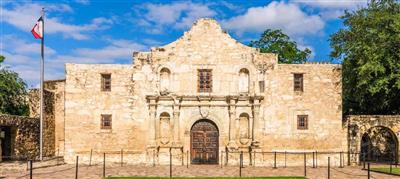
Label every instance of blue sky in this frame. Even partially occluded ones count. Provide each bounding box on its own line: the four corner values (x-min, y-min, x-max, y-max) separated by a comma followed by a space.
0, 0, 367, 87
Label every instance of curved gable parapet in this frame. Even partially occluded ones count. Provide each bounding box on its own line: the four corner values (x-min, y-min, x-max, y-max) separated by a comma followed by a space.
132, 18, 277, 73
160, 18, 255, 51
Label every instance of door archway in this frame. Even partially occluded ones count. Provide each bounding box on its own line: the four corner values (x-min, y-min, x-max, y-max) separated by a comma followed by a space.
360, 126, 398, 163
190, 119, 219, 164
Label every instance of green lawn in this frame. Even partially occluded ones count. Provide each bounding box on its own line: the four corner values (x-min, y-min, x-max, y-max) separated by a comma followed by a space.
371, 167, 400, 175
105, 177, 307, 179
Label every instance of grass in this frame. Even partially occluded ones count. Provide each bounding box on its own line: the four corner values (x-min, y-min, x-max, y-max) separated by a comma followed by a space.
370, 167, 400, 175
105, 177, 307, 179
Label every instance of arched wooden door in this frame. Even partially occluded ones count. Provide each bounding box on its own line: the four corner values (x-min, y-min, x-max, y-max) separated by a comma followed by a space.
190, 119, 219, 164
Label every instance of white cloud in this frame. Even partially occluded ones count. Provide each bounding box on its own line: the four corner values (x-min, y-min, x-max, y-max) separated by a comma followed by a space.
2, 35, 56, 56
75, 0, 90, 5
137, 2, 216, 33
2, 37, 146, 87
292, 0, 368, 20
293, 0, 367, 9
1, 3, 112, 40
222, 1, 325, 36
74, 39, 146, 61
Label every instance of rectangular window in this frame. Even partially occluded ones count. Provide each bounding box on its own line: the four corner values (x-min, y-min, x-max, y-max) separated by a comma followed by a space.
259, 81, 265, 93
101, 74, 111, 91
101, 114, 112, 129
293, 73, 303, 92
198, 69, 212, 93
297, 115, 308, 130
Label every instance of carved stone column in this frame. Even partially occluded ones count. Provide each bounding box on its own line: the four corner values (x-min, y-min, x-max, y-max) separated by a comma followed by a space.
228, 97, 237, 148
173, 101, 181, 146
251, 98, 261, 147
148, 98, 157, 148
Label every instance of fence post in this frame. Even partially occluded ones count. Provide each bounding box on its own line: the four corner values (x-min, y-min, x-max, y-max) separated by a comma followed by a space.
363, 153, 366, 169
169, 148, 172, 178
89, 149, 92, 166
328, 157, 330, 179
253, 151, 256, 166
29, 160, 33, 179
339, 151, 343, 168
103, 153, 105, 178
57, 148, 60, 165
367, 163, 370, 179
312, 152, 315, 168
121, 149, 123, 167
347, 151, 350, 166
186, 150, 189, 168
181, 148, 184, 166
273, 151, 277, 169
284, 151, 287, 168
239, 151, 243, 177
390, 163, 392, 173
221, 151, 223, 168
304, 153, 307, 177
153, 149, 155, 167
226, 150, 228, 165
75, 156, 79, 179
315, 151, 318, 168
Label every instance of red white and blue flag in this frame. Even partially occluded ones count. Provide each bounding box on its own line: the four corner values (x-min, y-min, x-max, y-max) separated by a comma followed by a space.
31, 17, 43, 39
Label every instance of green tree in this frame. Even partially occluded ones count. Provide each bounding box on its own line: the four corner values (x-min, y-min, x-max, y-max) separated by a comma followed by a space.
0, 55, 29, 116
330, 0, 400, 114
249, 29, 311, 64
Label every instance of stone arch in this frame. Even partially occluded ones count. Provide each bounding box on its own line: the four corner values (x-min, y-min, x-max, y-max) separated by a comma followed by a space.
159, 68, 171, 93
159, 112, 171, 145
185, 113, 225, 136
347, 116, 400, 165
238, 68, 250, 93
359, 126, 398, 163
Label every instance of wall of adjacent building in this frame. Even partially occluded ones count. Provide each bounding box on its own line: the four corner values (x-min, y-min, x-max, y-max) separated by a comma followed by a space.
64, 64, 149, 163
44, 80, 66, 156
256, 63, 346, 166
261, 63, 345, 150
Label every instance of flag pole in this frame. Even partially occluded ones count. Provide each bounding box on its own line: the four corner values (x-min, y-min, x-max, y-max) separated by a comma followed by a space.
39, 7, 45, 161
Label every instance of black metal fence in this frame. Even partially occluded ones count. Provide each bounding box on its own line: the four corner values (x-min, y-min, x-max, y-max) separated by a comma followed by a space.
223, 151, 349, 167
3, 150, 398, 178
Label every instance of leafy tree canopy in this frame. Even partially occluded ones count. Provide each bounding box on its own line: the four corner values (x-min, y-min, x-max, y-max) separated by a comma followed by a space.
330, 0, 400, 114
249, 29, 311, 64
0, 55, 29, 116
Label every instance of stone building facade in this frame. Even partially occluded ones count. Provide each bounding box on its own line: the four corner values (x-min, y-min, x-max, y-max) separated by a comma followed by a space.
46, 19, 347, 166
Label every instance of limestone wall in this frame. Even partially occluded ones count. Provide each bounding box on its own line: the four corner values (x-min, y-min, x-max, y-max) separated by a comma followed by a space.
64, 64, 147, 163
27, 89, 56, 157
260, 64, 345, 151
0, 113, 54, 160
44, 80, 66, 156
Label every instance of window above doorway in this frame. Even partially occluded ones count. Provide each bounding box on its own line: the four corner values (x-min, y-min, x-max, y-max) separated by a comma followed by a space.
198, 69, 212, 93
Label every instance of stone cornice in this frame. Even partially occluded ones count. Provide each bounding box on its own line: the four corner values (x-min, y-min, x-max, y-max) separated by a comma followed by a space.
146, 94, 264, 103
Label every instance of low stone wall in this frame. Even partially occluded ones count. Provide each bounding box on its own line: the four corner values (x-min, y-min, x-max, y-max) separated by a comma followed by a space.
0, 114, 48, 159
0, 89, 55, 161
346, 115, 400, 165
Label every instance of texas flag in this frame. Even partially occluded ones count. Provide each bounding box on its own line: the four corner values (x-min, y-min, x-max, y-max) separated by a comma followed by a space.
31, 17, 43, 39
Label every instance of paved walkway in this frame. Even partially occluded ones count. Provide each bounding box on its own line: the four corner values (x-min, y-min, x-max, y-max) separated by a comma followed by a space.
1, 163, 399, 179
